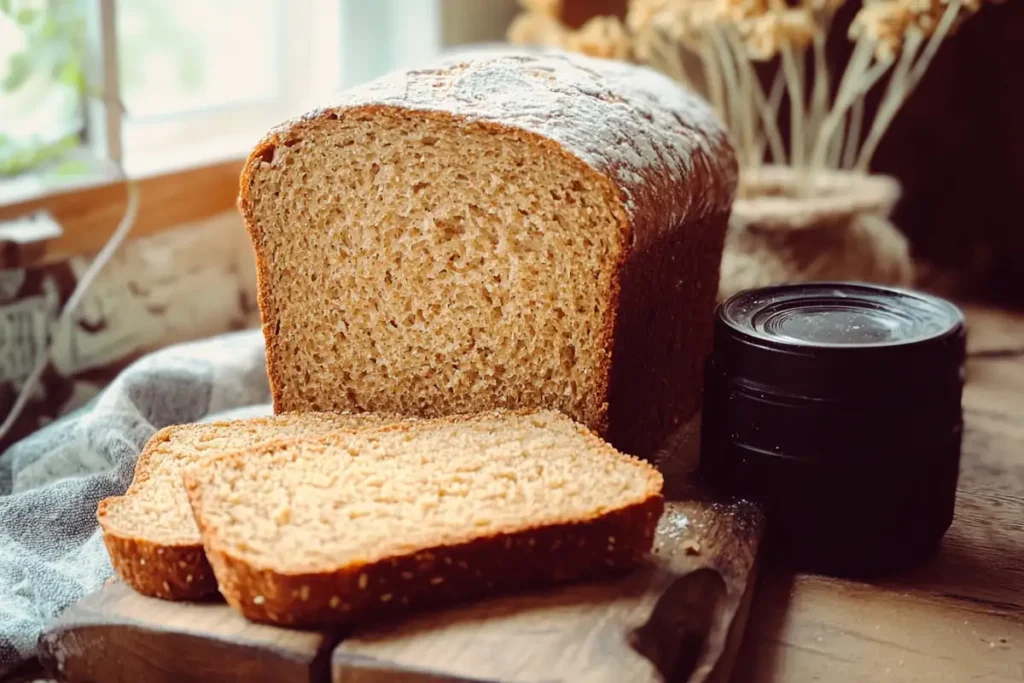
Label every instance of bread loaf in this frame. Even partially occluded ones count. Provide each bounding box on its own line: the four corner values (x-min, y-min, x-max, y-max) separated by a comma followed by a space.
98, 412, 393, 599
240, 49, 737, 457
183, 410, 664, 626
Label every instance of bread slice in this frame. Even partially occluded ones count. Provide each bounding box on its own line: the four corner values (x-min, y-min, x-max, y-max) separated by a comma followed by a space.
239, 50, 737, 459
182, 410, 664, 626
98, 412, 392, 600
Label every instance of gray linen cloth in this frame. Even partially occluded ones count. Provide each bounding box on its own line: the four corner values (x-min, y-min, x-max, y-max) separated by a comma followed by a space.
0, 330, 272, 677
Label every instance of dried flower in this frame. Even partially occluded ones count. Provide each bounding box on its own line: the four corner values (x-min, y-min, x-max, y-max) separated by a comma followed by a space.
627, 0, 721, 48
513, 0, 997, 172
720, 0, 772, 23
739, 9, 816, 59
508, 8, 633, 60
799, 0, 847, 13
625, 0, 677, 35
519, 0, 564, 17
508, 11, 571, 49
566, 16, 633, 60
851, 0, 987, 59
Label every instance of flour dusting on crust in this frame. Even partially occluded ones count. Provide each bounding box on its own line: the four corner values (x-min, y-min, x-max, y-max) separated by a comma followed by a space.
259, 49, 736, 246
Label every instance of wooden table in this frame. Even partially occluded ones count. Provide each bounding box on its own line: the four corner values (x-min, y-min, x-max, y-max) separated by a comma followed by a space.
13, 305, 1024, 683
733, 304, 1024, 683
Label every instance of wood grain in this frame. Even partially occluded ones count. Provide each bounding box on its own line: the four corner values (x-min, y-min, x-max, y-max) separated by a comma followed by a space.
732, 304, 1024, 683
0, 160, 243, 268
964, 304, 1024, 358
38, 579, 340, 683
332, 498, 763, 683
39, 495, 763, 683
736, 571, 1023, 683
40, 309, 1018, 683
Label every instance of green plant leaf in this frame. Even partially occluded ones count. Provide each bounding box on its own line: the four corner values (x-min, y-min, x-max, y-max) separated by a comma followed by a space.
57, 60, 83, 89
0, 133, 80, 177
53, 158, 88, 177
15, 7, 36, 26
1, 52, 31, 92
39, 15, 59, 39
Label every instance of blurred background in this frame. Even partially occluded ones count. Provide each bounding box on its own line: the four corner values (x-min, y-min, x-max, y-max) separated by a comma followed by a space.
0, 0, 520, 189
0, 0, 521, 448
0, 0, 1021, 449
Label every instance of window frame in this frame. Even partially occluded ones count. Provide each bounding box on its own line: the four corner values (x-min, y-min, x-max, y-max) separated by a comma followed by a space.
1, 0, 355, 206
0, 0, 519, 261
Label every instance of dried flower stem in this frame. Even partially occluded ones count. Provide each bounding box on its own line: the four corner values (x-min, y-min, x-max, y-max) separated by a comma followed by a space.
764, 69, 788, 163
828, 110, 846, 167
706, 31, 740, 146
738, 56, 760, 168
647, 27, 691, 86
699, 36, 728, 126
842, 98, 864, 168
725, 28, 787, 166
808, 27, 830, 152
509, 0, 990, 176
711, 28, 759, 167
810, 35, 873, 168
907, 1, 961, 85
856, 0, 961, 170
821, 56, 890, 165
779, 42, 807, 167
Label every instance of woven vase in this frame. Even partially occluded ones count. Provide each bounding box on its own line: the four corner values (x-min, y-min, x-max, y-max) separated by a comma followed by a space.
719, 165, 914, 301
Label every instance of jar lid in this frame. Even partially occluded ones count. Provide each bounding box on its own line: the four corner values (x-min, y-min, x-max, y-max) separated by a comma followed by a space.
712, 282, 966, 402
700, 283, 967, 576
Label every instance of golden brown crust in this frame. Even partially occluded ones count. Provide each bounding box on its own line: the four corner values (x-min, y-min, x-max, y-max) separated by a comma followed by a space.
182, 409, 663, 625
99, 525, 217, 600
97, 426, 210, 599
98, 413, 399, 601
188, 485, 663, 627
97, 426, 219, 600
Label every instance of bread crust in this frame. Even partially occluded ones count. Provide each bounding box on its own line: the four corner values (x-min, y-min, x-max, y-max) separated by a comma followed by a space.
182, 409, 664, 626
238, 50, 737, 458
97, 425, 214, 600
99, 527, 218, 600
188, 488, 663, 627
98, 414, 394, 600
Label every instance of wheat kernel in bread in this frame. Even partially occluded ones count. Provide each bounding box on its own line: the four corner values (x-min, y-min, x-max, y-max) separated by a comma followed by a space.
98, 412, 393, 600
183, 410, 664, 627
249, 109, 618, 430
240, 51, 738, 458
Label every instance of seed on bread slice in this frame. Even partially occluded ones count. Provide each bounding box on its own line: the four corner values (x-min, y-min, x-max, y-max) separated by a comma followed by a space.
98, 412, 393, 600
182, 410, 664, 626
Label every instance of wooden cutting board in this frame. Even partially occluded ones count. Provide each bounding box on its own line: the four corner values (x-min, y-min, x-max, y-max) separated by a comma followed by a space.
39, 488, 762, 683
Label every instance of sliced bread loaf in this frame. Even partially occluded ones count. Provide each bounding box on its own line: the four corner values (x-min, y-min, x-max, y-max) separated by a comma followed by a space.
98, 412, 391, 600
182, 410, 663, 626
239, 50, 737, 458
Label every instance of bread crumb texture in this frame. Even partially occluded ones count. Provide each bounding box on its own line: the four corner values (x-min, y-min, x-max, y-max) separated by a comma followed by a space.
184, 410, 664, 626
97, 412, 390, 599
249, 105, 621, 430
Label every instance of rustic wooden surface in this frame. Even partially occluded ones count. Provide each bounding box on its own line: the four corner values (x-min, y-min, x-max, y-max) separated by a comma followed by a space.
34, 303, 1021, 683
37, 579, 339, 683
331, 498, 763, 683
732, 303, 1024, 683
39, 496, 763, 683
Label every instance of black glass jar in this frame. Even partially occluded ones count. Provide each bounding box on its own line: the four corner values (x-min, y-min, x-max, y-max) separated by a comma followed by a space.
700, 283, 967, 576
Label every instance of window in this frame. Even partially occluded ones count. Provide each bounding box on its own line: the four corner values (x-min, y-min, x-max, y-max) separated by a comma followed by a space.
0, 0, 517, 205
0, 0, 98, 202
114, 0, 345, 176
